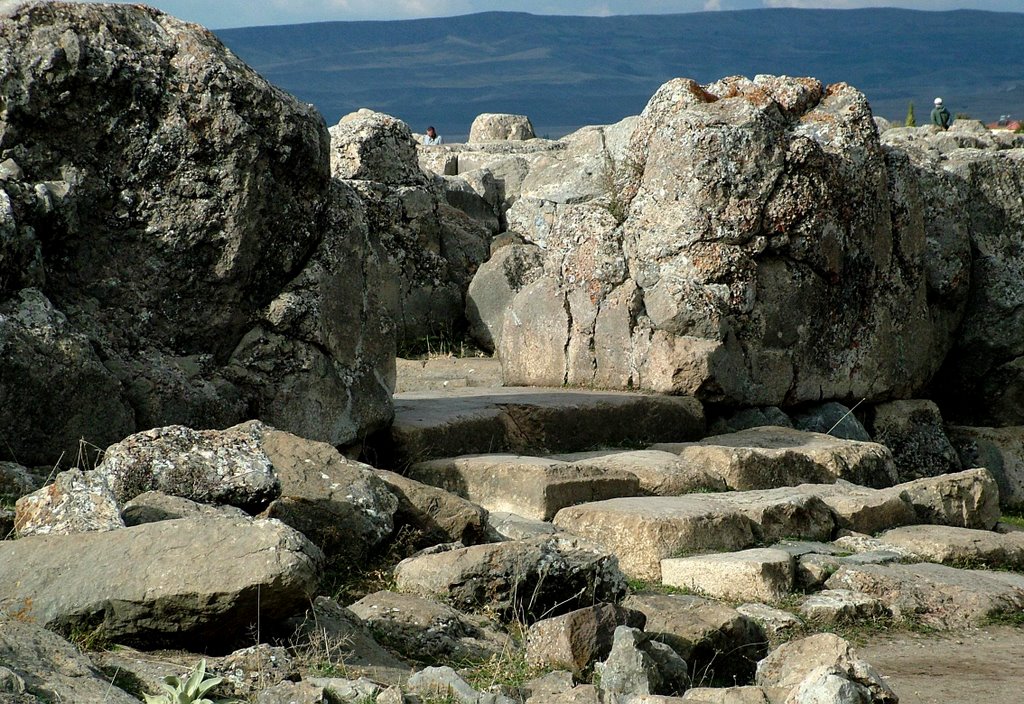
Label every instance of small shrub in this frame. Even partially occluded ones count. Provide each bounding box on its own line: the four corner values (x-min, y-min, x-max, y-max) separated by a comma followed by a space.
904, 101, 916, 127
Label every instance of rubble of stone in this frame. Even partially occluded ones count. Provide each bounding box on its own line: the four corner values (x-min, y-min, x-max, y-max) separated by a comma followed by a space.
4, 2, 1024, 703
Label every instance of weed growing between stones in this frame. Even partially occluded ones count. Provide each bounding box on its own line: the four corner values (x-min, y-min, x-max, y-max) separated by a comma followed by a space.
322, 525, 423, 605
142, 658, 238, 704
1001, 510, 1024, 528
597, 154, 643, 225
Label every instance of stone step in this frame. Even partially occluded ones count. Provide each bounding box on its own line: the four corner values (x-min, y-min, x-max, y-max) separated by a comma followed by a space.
374, 387, 704, 468
552, 469, 1000, 581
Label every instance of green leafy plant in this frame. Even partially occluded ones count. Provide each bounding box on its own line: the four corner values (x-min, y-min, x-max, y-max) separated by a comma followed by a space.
143, 659, 236, 704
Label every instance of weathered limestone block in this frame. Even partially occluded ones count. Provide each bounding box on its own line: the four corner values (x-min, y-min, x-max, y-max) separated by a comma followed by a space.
885, 467, 1000, 529
550, 449, 728, 496
469, 113, 536, 142
651, 427, 897, 490
660, 548, 795, 603
553, 489, 835, 581
0, 516, 322, 648
597, 626, 688, 699
876, 524, 1024, 569
824, 562, 1024, 628
407, 454, 640, 521
376, 469, 489, 547
755, 633, 897, 703
798, 589, 887, 625
121, 491, 250, 526
526, 604, 646, 676
465, 243, 545, 352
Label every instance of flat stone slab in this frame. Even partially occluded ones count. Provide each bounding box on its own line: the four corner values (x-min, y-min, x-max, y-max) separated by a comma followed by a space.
650, 426, 897, 490
798, 589, 887, 624
824, 561, 1024, 628
549, 449, 728, 495
408, 454, 640, 521
553, 489, 835, 581
876, 524, 1024, 569
661, 548, 795, 603
380, 387, 705, 467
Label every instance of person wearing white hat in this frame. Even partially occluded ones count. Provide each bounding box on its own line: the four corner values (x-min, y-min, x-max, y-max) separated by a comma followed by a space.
931, 98, 952, 130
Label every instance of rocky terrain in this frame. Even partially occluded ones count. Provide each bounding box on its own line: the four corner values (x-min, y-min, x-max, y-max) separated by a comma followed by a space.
1, 3, 1024, 704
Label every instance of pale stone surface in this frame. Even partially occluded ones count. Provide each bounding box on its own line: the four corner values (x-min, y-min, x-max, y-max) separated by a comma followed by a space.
651, 427, 897, 490
14, 469, 122, 536
553, 489, 836, 581
824, 561, 1024, 628
798, 589, 888, 625
550, 449, 728, 496
886, 467, 1000, 529
466, 243, 545, 352
493, 76, 960, 408
735, 603, 804, 639
876, 524, 1024, 569
407, 666, 516, 704
408, 454, 640, 521
526, 604, 645, 676
0, 516, 322, 648
755, 633, 897, 703
487, 511, 558, 540
469, 113, 537, 142
383, 387, 704, 466
682, 687, 771, 703
661, 548, 795, 603
597, 626, 688, 698
947, 425, 1024, 509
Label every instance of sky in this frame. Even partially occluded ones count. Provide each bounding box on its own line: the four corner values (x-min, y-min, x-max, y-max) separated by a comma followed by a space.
68, 0, 1024, 29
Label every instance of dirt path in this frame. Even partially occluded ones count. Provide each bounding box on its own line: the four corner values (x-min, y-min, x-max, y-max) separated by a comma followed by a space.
857, 625, 1024, 704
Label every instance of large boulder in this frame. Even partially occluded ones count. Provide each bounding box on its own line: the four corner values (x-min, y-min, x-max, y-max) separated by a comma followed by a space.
491, 75, 966, 406
0, 516, 323, 648
946, 425, 1024, 510
0, 2, 394, 466
469, 113, 536, 142
329, 109, 490, 351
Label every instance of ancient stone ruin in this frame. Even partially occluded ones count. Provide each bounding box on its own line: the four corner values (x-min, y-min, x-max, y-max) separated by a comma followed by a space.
2, 2, 1024, 703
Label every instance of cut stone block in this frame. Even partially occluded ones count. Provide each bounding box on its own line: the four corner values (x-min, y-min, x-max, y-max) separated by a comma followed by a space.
864, 399, 961, 481
735, 603, 803, 639
549, 449, 728, 495
887, 467, 1000, 529
824, 561, 1024, 628
661, 548, 795, 603
877, 524, 1024, 569
383, 387, 705, 466
408, 454, 640, 521
553, 489, 835, 581
798, 589, 888, 624
650, 426, 897, 490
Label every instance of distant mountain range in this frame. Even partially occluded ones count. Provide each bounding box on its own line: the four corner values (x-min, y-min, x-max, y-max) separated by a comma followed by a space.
217, 9, 1024, 140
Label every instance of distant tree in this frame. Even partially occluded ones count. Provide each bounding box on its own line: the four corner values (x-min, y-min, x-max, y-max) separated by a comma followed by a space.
905, 101, 916, 127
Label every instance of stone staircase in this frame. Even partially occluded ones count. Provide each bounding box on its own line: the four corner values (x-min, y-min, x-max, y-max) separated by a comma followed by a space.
374, 383, 1024, 632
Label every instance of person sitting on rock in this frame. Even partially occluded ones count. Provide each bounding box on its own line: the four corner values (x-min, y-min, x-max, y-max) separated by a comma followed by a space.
423, 125, 443, 145
931, 98, 952, 130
